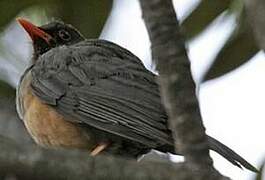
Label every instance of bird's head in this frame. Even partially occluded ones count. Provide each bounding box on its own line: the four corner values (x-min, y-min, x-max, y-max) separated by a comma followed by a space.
17, 18, 85, 61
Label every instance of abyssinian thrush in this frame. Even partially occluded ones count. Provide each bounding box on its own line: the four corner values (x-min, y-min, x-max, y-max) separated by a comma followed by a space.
16, 18, 257, 172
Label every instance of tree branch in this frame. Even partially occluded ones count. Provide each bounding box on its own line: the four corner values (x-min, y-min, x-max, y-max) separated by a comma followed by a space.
139, 0, 212, 167
0, 135, 229, 180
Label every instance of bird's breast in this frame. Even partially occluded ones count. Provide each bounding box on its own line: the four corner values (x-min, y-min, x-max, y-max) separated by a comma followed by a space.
17, 70, 93, 149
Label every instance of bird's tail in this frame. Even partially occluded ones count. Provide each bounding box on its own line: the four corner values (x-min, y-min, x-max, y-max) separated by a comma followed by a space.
207, 135, 258, 172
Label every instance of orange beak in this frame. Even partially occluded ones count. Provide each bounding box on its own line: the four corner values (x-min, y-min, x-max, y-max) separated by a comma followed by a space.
17, 18, 53, 45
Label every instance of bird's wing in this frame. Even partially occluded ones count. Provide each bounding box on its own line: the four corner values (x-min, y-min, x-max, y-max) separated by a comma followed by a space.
31, 39, 172, 148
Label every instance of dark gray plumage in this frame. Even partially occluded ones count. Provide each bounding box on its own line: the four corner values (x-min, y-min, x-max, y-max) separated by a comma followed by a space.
31, 40, 172, 153
17, 19, 257, 172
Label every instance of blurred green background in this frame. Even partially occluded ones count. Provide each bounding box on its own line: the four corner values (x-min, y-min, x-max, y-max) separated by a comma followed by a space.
0, 0, 263, 179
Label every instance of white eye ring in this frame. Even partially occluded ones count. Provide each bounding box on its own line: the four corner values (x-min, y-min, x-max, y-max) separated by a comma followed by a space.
58, 30, 71, 41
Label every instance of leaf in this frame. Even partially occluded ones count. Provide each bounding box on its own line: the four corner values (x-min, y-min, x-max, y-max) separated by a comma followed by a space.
0, 0, 112, 37
51, 0, 113, 38
0, 1, 33, 29
181, 0, 231, 40
0, 80, 15, 98
202, 14, 259, 81
245, 0, 265, 50
255, 161, 264, 180
0, 0, 53, 29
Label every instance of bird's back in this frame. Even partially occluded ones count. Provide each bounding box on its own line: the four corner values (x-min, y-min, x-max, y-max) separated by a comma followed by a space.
16, 18, 257, 171
18, 39, 173, 157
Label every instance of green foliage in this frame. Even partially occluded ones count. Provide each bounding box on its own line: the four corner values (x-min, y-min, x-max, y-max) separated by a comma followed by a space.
0, 0, 112, 37
255, 162, 264, 180
0, 1, 34, 29
203, 13, 259, 81
50, 0, 112, 38
181, 0, 260, 82
182, 0, 231, 40
0, 80, 15, 98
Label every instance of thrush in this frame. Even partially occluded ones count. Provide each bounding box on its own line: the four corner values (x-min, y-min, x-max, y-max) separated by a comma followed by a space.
16, 18, 257, 172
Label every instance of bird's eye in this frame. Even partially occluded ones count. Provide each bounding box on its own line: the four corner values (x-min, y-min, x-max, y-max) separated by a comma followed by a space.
58, 30, 71, 41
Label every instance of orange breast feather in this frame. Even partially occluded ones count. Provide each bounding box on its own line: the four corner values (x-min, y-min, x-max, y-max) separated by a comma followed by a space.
19, 72, 93, 149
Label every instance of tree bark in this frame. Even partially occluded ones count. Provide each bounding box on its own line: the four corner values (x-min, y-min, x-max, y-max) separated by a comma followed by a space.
0, 135, 229, 180
139, 0, 211, 166
138, 0, 230, 179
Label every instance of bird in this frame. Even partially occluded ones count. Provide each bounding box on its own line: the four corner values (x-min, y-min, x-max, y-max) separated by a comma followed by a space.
16, 18, 257, 172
